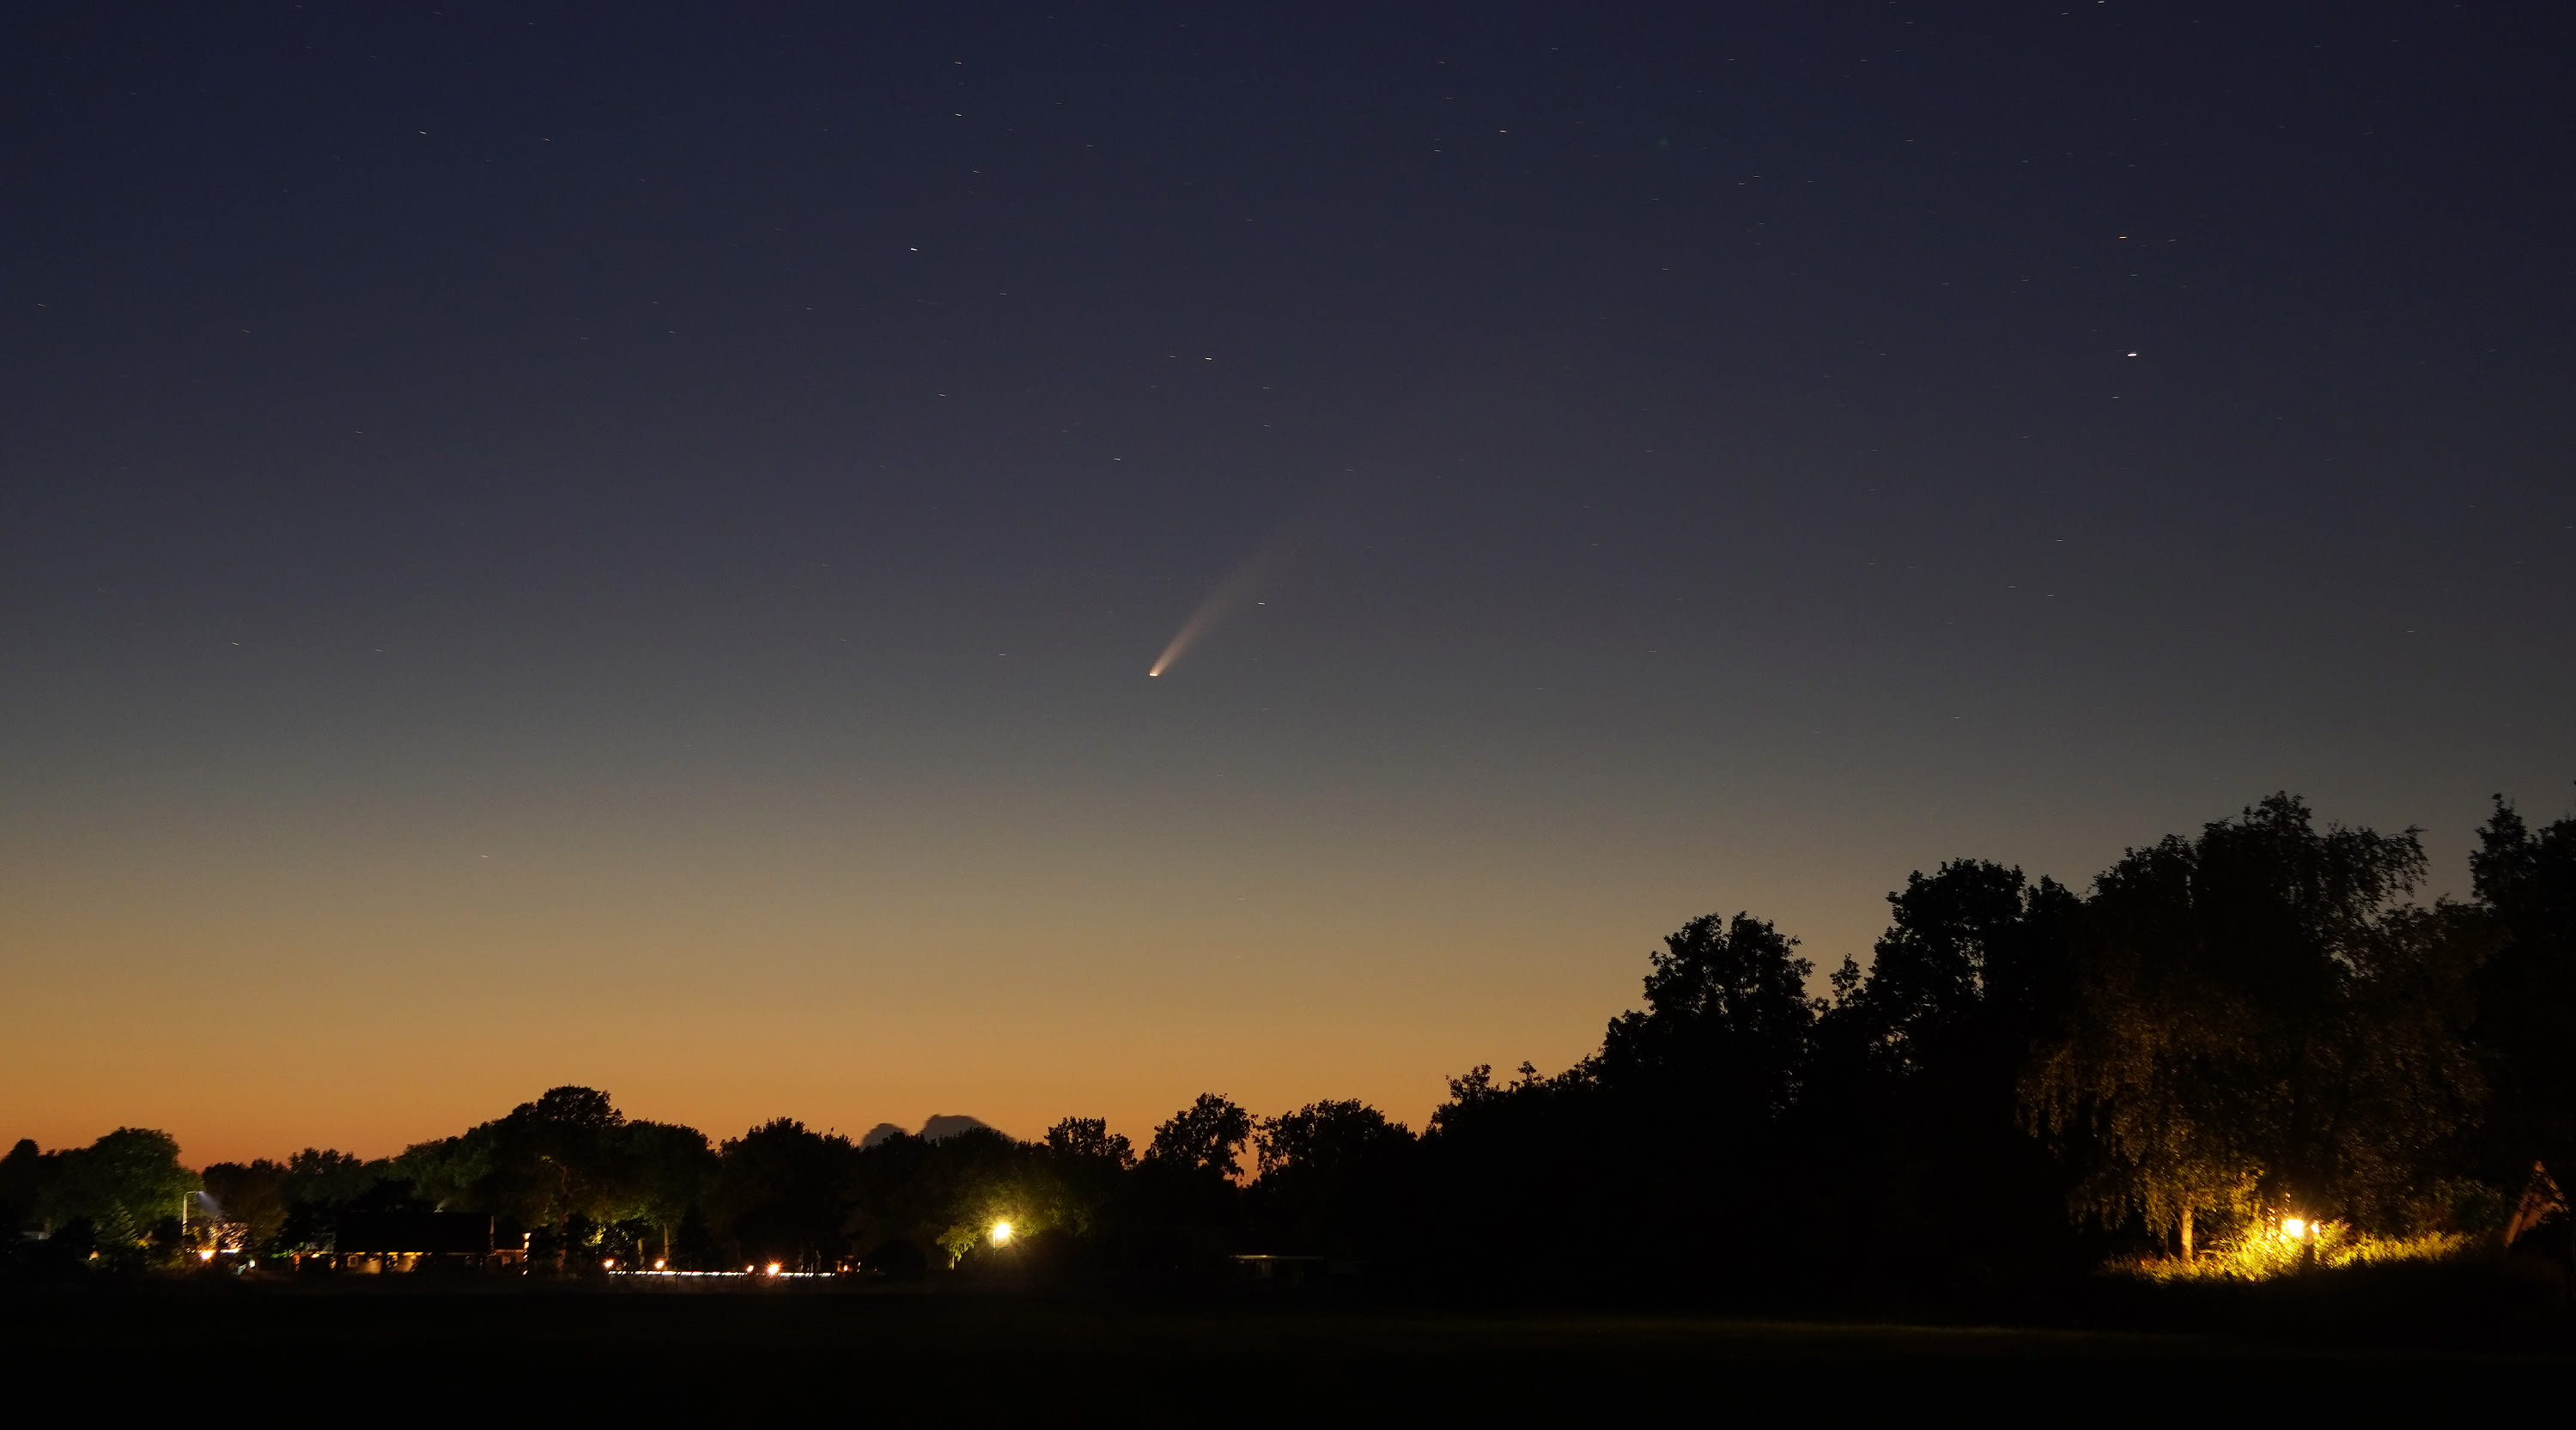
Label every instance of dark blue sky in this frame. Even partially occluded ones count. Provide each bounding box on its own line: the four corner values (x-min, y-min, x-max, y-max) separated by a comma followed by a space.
4, 2, 2572, 1154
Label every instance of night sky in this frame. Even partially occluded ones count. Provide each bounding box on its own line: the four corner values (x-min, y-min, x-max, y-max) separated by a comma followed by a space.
6, 3, 2572, 1160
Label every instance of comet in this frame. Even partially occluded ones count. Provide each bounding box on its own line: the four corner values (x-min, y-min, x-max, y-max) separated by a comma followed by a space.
1145, 481, 1373, 678
1146, 501, 1338, 678
1147, 545, 1277, 678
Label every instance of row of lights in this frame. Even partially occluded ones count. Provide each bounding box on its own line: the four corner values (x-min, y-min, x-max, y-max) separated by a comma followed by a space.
196, 1220, 1031, 1276
596, 1221, 1024, 1278
602, 1258, 828, 1277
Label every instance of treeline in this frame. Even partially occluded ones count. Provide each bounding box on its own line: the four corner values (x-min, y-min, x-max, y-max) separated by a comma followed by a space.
7, 791, 2574, 1304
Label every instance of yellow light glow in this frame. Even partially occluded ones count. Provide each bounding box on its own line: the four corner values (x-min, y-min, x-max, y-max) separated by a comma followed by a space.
765, 1262, 782, 1276
654, 1259, 667, 1270
603, 1259, 616, 1269
2281, 1218, 2307, 1238
197, 1249, 215, 1262
989, 1220, 1014, 1246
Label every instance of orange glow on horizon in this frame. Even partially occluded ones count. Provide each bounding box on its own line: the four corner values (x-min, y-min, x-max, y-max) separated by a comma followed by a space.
0, 752, 1984, 1165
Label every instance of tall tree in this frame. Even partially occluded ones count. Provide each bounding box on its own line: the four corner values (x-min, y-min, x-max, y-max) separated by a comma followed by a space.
1421, 911, 1821, 1298
465, 1086, 629, 1229
2470, 795, 2576, 1183
2024, 794, 2487, 1251
715, 1118, 858, 1270
1145, 1095, 1252, 1181
1811, 862, 2085, 1283
1128, 1094, 1254, 1269
1255, 1101, 1411, 1181
1832, 861, 2080, 1080
611, 1121, 719, 1263
198, 1159, 293, 1250
1041, 1117, 1134, 1238
0, 1139, 61, 1233
1251, 1101, 1415, 1258
1594, 911, 1820, 1119
1044, 1118, 1133, 1169
36, 1129, 198, 1251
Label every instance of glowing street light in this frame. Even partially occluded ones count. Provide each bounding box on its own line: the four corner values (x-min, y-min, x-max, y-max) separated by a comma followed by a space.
2281, 1217, 2308, 1239
989, 1220, 1014, 1247
765, 1263, 782, 1276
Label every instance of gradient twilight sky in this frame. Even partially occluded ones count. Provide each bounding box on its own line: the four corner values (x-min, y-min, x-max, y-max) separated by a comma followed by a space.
4, 3, 2572, 1164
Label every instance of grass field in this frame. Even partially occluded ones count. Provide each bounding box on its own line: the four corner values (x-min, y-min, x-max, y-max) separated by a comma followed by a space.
6, 1279, 2569, 1415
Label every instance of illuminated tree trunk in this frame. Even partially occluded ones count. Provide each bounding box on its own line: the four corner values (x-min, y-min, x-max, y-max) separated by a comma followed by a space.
2178, 1208, 2194, 1261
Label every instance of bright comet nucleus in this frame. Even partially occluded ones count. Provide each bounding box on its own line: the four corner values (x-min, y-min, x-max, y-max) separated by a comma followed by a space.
1148, 547, 1281, 678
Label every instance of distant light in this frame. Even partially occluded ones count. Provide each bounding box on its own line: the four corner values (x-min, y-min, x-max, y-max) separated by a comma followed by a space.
2281, 1218, 2307, 1238
604, 1259, 616, 1270
654, 1260, 667, 1270
765, 1263, 782, 1276
198, 1249, 216, 1262
990, 1220, 1014, 1246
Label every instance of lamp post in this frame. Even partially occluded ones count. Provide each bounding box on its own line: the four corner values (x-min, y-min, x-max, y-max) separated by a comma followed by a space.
2283, 1214, 2317, 1273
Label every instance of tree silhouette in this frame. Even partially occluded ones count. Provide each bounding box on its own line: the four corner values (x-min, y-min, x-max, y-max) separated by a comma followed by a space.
1809, 861, 2085, 1286
35, 1129, 197, 1258
2023, 794, 2486, 1250
1251, 1101, 1415, 1260
1831, 861, 2081, 1081
716, 1118, 857, 1271
1045, 1117, 1134, 1169
0, 1139, 60, 1237
2470, 795, 2576, 1187
1146, 1094, 1252, 1181
21, 788, 2560, 1304
1595, 910, 1820, 1119
199, 1159, 293, 1250
612, 1121, 719, 1264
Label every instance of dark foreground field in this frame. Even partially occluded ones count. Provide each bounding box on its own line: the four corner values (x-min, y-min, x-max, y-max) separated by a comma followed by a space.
4, 1280, 2569, 1416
